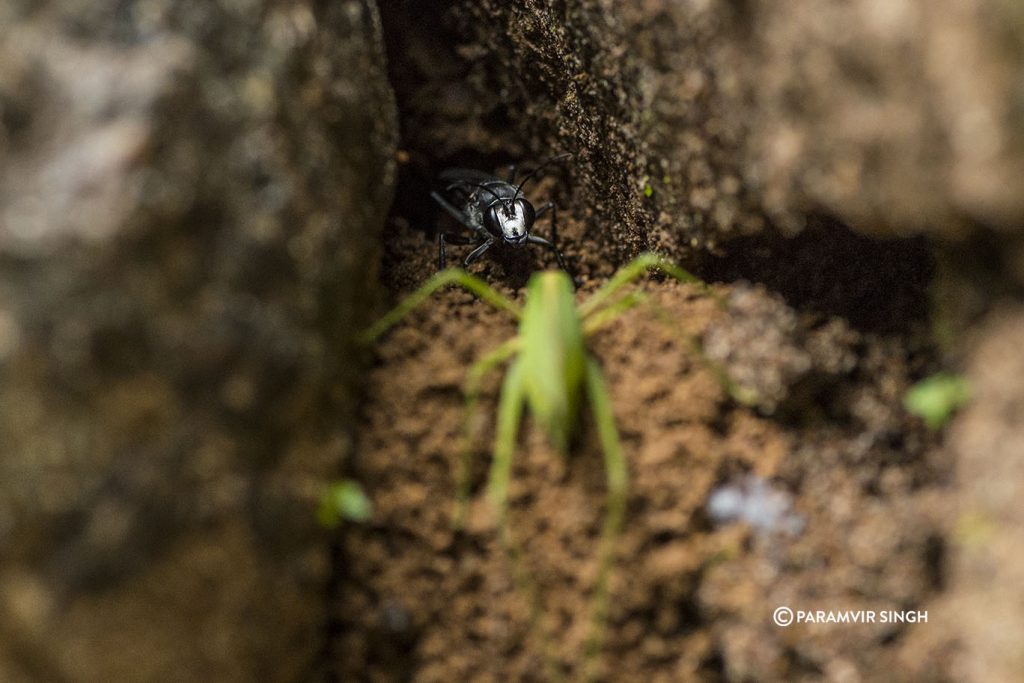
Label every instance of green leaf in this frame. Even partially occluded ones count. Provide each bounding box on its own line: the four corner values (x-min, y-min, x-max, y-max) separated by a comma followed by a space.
904, 373, 972, 429
318, 480, 372, 528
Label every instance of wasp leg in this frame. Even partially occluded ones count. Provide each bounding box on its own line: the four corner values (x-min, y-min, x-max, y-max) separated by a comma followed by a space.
526, 233, 575, 281
533, 202, 581, 287
464, 238, 494, 267
535, 201, 558, 243
438, 232, 476, 270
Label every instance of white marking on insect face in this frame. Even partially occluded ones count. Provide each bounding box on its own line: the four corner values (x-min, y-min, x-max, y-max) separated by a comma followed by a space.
499, 203, 528, 243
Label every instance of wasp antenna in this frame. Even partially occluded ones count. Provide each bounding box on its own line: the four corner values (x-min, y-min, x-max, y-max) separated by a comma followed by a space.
511, 153, 572, 203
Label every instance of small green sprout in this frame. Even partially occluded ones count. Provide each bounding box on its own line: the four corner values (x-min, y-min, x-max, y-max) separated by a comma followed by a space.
317, 480, 372, 528
639, 174, 654, 198
904, 372, 972, 429
362, 254, 710, 669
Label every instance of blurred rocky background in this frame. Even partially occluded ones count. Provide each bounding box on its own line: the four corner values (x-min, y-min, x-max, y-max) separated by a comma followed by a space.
3, 0, 1024, 681
0, 0, 395, 680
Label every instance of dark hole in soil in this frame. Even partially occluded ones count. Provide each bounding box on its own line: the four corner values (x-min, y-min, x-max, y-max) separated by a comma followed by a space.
706, 215, 934, 335
380, 0, 524, 243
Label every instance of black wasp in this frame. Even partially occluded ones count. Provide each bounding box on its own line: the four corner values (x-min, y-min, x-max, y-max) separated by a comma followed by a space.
430, 153, 572, 276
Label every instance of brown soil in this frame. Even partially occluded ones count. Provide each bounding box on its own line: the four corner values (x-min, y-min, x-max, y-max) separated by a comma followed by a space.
333, 208, 953, 681
331, 3, 965, 679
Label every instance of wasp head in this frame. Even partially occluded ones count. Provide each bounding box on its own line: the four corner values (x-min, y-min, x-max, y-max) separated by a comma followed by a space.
486, 198, 535, 248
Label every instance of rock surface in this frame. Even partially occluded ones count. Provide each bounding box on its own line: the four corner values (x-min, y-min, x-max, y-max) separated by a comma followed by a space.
946, 308, 1024, 682
0, 1, 395, 680
631, 0, 1024, 241
729, 0, 1024, 238
384, 0, 1024, 252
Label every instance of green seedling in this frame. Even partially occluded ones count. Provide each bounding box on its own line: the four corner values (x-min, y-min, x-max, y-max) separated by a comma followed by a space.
362, 253, 710, 670
318, 479, 373, 528
904, 372, 972, 429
